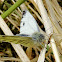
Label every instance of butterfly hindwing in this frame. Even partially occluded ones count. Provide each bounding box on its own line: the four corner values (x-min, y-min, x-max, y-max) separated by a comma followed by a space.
0, 35, 35, 47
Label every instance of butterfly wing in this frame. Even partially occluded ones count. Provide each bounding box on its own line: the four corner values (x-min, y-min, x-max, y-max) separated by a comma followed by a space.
0, 11, 41, 47
20, 10, 40, 36
0, 35, 40, 47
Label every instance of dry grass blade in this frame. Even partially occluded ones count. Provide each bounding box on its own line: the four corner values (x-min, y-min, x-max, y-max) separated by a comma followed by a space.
50, 36, 61, 62
28, 0, 40, 14
0, 57, 21, 61
36, 0, 53, 61
52, 0, 62, 15
36, 0, 53, 36
36, 0, 61, 62
25, 1, 44, 24
12, 44, 31, 62
0, 16, 13, 35
0, 16, 31, 62
45, 0, 62, 34
0, 10, 20, 31
37, 47, 46, 62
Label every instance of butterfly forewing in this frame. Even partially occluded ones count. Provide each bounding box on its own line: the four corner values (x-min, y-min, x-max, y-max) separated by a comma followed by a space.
20, 10, 39, 35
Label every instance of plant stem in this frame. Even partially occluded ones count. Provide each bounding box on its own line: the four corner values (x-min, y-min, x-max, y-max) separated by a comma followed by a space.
1, 0, 27, 19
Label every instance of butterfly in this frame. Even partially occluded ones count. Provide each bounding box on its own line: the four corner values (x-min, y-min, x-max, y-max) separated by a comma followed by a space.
0, 10, 61, 47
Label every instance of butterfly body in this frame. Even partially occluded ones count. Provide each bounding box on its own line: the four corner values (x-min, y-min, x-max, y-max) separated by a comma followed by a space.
32, 32, 45, 43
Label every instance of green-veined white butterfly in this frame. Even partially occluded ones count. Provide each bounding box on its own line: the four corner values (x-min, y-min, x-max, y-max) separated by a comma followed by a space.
0, 10, 62, 47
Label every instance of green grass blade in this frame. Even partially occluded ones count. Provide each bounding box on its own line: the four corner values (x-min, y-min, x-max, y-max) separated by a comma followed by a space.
1, 0, 27, 19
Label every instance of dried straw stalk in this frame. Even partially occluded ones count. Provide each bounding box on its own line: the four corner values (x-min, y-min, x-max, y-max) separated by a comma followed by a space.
0, 10, 20, 31
0, 16, 30, 62
35, 0, 61, 62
